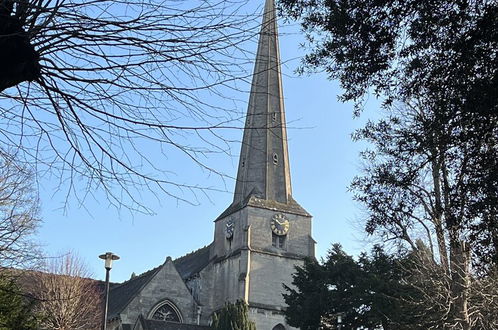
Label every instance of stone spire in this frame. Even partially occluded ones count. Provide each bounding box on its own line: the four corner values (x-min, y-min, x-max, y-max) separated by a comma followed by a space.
233, 0, 292, 204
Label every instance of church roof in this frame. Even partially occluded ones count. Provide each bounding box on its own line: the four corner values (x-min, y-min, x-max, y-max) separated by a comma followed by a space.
108, 265, 163, 320
108, 245, 213, 320
173, 244, 211, 280
216, 194, 311, 220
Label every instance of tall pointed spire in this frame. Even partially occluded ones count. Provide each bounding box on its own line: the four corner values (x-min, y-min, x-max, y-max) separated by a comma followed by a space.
233, 0, 292, 204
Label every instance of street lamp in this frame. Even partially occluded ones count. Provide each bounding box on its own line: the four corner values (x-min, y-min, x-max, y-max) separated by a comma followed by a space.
99, 252, 120, 330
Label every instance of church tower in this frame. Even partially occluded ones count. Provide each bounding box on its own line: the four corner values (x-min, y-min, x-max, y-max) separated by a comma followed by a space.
104, 1, 314, 329
211, 1, 314, 328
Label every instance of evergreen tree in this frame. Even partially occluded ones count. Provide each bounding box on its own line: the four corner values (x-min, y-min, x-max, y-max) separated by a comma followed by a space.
0, 274, 39, 330
284, 245, 410, 330
211, 300, 256, 330
284, 243, 498, 329
279, 2, 498, 328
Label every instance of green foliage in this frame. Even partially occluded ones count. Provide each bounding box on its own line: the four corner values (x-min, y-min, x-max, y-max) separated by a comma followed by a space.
279, 0, 498, 115
283, 244, 422, 330
0, 274, 39, 330
282, 256, 328, 330
211, 300, 256, 330
280, 2, 497, 327
285, 243, 498, 329
278, 3, 498, 269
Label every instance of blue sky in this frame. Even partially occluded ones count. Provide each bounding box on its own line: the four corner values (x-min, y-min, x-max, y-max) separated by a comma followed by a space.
36, 9, 380, 283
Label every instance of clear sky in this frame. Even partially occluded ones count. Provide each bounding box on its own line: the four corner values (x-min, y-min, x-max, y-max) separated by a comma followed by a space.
36, 6, 380, 283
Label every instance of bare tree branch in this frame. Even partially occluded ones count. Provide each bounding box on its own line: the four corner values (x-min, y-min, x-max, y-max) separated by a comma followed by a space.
25, 251, 102, 329
0, 0, 262, 212
0, 150, 41, 268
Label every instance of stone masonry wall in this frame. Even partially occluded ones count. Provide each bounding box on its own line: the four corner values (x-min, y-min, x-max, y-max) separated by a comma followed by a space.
120, 259, 198, 325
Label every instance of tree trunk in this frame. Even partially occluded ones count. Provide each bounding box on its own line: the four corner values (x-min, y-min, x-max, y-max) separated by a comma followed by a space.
0, 13, 41, 92
431, 155, 449, 271
448, 239, 470, 330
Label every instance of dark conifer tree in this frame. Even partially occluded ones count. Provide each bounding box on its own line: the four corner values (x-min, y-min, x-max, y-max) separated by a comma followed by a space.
279, 1, 498, 328
0, 274, 39, 329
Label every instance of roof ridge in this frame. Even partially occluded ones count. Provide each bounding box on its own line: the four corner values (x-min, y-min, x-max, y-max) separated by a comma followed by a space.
110, 264, 162, 289
173, 244, 211, 263
108, 264, 165, 320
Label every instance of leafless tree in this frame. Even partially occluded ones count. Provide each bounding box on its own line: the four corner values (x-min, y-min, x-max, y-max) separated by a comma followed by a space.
351, 96, 498, 328
395, 248, 498, 330
468, 270, 498, 329
0, 0, 260, 212
26, 252, 102, 330
0, 150, 40, 268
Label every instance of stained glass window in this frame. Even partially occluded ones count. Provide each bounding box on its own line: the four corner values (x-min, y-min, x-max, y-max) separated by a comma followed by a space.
151, 303, 181, 322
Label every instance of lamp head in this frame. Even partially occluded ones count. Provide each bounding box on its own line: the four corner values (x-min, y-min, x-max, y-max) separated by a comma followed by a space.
99, 252, 120, 270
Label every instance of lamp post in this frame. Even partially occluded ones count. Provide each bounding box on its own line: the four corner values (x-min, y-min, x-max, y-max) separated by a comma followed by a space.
99, 252, 120, 330
337, 314, 342, 330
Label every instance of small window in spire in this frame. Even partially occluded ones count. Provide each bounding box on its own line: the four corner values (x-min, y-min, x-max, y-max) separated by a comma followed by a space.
241, 158, 245, 168
272, 112, 278, 122
273, 153, 278, 165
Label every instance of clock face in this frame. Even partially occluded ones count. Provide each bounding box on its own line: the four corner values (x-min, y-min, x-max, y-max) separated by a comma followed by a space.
271, 213, 289, 236
225, 220, 234, 239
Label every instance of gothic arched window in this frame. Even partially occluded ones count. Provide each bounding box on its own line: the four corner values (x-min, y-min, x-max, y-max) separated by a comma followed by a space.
272, 324, 286, 330
149, 301, 182, 323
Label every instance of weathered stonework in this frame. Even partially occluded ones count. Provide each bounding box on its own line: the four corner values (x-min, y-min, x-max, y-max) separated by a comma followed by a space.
109, 258, 200, 328
106, 1, 314, 329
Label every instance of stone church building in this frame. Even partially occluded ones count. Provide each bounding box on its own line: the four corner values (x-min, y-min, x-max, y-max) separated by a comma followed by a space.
107, 1, 314, 329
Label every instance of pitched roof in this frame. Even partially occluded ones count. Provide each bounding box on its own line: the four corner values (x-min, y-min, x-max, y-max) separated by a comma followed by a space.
216, 194, 311, 221
108, 244, 213, 320
108, 265, 162, 320
173, 245, 211, 280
